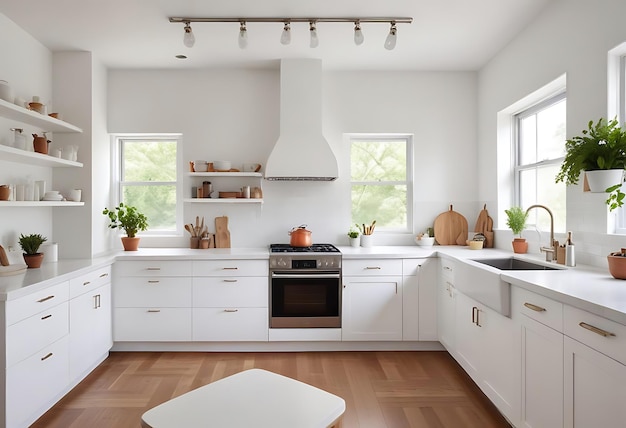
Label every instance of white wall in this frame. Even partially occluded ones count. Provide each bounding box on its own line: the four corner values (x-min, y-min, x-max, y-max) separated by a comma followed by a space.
477, 0, 626, 266
107, 68, 478, 247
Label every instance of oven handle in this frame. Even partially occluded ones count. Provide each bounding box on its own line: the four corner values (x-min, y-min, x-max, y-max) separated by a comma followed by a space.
271, 273, 341, 279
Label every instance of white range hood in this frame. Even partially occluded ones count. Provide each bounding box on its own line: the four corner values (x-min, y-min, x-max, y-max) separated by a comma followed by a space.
265, 59, 338, 181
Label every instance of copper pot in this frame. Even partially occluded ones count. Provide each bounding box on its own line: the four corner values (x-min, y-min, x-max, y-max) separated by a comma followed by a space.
289, 225, 312, 247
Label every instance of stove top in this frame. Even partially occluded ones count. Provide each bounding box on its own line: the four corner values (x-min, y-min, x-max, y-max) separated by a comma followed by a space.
270, 244, 340, 253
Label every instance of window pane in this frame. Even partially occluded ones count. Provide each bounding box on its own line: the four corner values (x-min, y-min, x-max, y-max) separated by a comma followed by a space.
122, 185, 177, 231
537, 100, 566, 160
122, 140, 177, 182
352, 184, 407, 229
351, 141, 406, 181
519, 165, 565, 233
519, 115, 537, 165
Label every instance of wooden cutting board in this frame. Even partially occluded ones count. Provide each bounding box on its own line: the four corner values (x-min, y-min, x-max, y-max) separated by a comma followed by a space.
214, 216, 231, 248
473, 204, 494, 248
434, 205, 468, 245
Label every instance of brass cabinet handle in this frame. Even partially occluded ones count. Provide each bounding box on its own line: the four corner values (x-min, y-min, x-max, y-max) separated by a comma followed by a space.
41, 314, 52, 320
147, 280, 160, 284
579, 322, 616, 338
472, 306, 477, 324
41, 352, 53, 361
366, 266, 382, 270
99, 273, 109, 278
224, 309, 239, 313
147, 309, 161, 313
146, 267, 161, 271
222, 267, 239, 270
223, 279, 238, 283
93, 294, 101, 309
83, 281, 91, 286
472, 306, 482, 327
524, 302, 547, 312
37, 295, 55, 303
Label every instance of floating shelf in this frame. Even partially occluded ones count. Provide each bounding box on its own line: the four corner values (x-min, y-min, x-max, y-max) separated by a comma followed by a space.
0, 145, 83, 168
0, 98, 82, 133
186, 172, 263, 178
183, 198, 263, 204
0, 201, 85, 207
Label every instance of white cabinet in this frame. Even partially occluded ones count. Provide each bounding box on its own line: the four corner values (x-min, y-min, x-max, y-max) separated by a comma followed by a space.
184, 172, 263, 204
437, 258, 456, 351
69, 277, 112, 382
402, 258, 437, 341
113, 260, 193, 341
191, 259, 268, 342
512, 287, 564, 428
342, 259, 403, 341
454, 290, 520, 425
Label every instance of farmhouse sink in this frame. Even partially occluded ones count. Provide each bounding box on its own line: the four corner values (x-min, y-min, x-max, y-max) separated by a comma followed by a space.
472, 257, 561, 271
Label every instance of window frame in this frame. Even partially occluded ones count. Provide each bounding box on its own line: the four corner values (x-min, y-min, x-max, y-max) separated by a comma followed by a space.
348, 133, 414, 234
609, 44, 626, 234
111, 134, 184, 236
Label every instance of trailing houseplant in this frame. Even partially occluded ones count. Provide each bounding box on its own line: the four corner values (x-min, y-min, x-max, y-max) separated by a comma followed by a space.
19, 233, 47, 268
504, 206, 529, 253
102, 202, 148, 251
555, 117, 626, 211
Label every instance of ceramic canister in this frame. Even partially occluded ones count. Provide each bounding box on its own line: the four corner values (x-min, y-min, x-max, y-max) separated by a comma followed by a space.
0, 80, 13, 103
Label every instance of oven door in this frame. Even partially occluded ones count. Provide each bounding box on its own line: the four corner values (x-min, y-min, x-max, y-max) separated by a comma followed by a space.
270, 271, 341, 328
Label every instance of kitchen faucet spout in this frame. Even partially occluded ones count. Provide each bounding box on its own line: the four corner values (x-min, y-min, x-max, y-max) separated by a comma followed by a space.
525, 204, 557, 261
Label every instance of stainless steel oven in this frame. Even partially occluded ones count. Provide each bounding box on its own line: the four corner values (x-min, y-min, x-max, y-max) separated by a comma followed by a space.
269, 244, 342, 328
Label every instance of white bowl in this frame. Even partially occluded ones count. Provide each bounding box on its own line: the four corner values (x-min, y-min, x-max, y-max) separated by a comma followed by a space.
193, 160, 208, 172
213, 160, 231, 171
415, 236, 435, 247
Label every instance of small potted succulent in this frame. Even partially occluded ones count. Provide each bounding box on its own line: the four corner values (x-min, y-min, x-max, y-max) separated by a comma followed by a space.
347, 225, 360, 247
103, 202, 148, 251
19, 233, 47, 268
504, 206, 529, 253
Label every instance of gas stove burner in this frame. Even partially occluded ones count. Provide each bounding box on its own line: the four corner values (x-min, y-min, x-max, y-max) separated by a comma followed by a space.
270, 243, 340, 253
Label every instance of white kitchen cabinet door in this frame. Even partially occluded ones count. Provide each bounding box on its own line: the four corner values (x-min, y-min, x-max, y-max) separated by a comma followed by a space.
342, 276, 402, 341
192, 308, 268, 341
564, 336, 626, 428
454, 292, 482, 380
437, 277, 456, 353
520, 314, 563, 428
417, 259, 438, 340
114, 308, 192, 341
69, 283, 112, 382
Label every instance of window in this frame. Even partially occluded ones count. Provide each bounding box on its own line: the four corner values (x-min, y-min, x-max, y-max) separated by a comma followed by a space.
114, 135, 182, 235
514, 94, 566, 233
350, 134, 413, 233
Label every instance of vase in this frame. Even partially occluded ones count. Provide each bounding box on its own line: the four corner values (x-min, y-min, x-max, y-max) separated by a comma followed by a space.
512, 238, 528, 254
121, 237, 140, 251
349, 237, 360, 247
23, 253, 44, 268
584, 169, 624, 193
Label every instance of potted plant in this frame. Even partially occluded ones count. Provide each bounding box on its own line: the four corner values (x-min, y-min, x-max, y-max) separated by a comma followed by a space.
347, 225, 360, 247
555, 118, 626, 211
504, 206, 529, 253
19, 233, 47, 268
103, 202, 148, 251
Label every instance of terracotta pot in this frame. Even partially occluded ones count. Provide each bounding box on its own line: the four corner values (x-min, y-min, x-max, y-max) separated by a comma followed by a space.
33, 134, 48, 154
512, 238, 528, 254
23, 253, 44, 268
121, 236, 140, 251
289, 225, 312, 247
607, 253, 626, 279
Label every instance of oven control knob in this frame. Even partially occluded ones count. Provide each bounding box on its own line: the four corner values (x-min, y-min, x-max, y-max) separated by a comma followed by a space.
277, 257, 288, 268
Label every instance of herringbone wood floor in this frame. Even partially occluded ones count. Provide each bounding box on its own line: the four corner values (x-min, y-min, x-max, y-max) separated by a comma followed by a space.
32, 351, 511, 428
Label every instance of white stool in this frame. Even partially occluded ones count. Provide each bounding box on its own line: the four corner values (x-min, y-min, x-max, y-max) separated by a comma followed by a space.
141, 368, 345, 428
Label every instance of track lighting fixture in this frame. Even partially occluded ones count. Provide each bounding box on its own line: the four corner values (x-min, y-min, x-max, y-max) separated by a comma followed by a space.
183, 21, 195, 48
384, 22, 397, 50
280, 21, 291, 45
309, 21, 319, 48
353, 21, 364, 46
238, 21, 248, 49
170, 17, 412, 49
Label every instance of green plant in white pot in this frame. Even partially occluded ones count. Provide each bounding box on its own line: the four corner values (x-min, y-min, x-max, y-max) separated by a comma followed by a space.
555, 117, 626, 210
347, 225, 360, 247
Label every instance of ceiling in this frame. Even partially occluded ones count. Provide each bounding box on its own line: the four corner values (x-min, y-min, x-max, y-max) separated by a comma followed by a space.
0, 0, 552, 71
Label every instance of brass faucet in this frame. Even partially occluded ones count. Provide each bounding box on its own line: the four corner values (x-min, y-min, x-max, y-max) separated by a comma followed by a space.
525, 204, 558, 262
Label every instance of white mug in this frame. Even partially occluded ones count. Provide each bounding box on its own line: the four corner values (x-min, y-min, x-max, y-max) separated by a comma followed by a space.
69, 189, 82, 202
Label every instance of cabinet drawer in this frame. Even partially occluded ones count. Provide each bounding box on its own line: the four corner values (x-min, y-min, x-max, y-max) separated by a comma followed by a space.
6, 281, 69, 326
7, 301, 69, 367
402, 258, 430, 276
564, 305, 626, 365
114, 276, 192, 307
192, 277, 268, 307
512, 287, 563, 332
69, 265, 112, 299
192, 308, 268, 341
343, 259, 403, 276
192, 259, 268, 276
114, 260, 191, 277
114, 308, 192, 341
7, 335, 69, 428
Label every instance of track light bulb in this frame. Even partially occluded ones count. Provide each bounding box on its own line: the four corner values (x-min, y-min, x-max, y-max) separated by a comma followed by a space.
354, 21, 364, 45
309, 22, 319, 48
238, 22, 248, 49
280, 22, 291, 45
384, 22, 397, 50
183, 22, 195, 48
